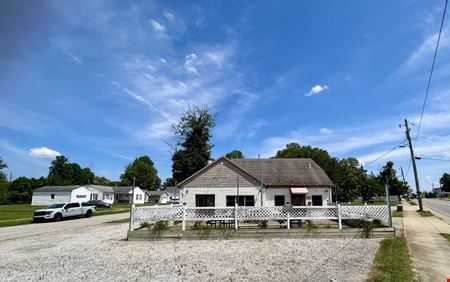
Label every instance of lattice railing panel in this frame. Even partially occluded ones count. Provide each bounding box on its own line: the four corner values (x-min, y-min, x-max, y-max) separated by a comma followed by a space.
185, 207, 235, 220
290, 207, 338, 219
237, 206, 286, 220
340, 205, 389, 220
132, 205, 183, 222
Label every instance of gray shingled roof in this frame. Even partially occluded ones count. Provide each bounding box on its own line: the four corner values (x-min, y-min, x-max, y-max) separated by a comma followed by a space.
165, 186, 180, 194
146, 191, 168, 197
33, 185, 80, 192
87, 185, 114, 193
230, 158, 333, 187
112, 186, 135, 194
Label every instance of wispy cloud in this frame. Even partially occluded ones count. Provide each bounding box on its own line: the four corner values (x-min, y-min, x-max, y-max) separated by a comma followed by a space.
305, 84, 329, 97
319, 128, 332, 135
163, 9, 175, 21
29, 147, 61, 159
150, 19, 165, 32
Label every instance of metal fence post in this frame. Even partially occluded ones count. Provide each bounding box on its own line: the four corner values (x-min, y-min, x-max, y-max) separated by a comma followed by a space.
234, 203, 238, 230
182, 203, 186, 231
337, 204, 342, 230
287, 212, 290, 229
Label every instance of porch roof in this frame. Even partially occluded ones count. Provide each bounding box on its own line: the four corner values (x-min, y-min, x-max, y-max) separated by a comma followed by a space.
290, 187, 308, 194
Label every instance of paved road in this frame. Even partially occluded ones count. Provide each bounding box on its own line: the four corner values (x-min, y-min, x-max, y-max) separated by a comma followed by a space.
0, 212, 129, 242
422, 198, 450, 219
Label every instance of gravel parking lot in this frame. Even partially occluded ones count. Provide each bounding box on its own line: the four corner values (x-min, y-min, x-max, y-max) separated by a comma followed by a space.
0, 221, 380, 282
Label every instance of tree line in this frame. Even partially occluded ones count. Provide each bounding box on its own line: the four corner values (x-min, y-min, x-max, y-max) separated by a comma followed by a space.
1, 106, 449, 205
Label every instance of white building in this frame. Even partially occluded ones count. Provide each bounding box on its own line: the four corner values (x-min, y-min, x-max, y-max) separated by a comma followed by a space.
146, 191, 170, 204
178, 157, 333, 207
112, 186, 146, 204
31, 185, 93, 206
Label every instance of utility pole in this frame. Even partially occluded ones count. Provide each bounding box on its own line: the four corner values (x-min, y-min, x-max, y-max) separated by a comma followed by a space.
128, 176, 136, 232
385, 176, 392, 228
404, 119, 423, 211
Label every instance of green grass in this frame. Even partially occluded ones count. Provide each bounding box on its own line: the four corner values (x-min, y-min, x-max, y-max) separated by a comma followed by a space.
351, 200, 398, 207
0, 204, 46, 221
439, 233, 450, 242
392, 211, 403, 217
418, 210, 433, 217
407, 201, 417, 206
367, 237, 415, 282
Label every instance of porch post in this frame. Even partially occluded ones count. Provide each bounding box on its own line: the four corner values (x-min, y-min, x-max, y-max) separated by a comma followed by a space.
234, 203, 238, 230
182, 202, 186, 231
337, 203, 342, 230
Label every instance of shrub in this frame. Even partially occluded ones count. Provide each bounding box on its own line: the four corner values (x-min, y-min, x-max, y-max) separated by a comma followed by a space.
358, 219, 374, 238
152, 221, 168, 232
372, 219, 383, 227
258, 220, 268, 229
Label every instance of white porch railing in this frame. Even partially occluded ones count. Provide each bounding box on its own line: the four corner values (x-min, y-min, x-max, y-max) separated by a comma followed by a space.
130, 204, 390, 231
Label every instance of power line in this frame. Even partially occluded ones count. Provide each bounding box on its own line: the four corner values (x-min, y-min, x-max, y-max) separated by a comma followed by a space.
413, 0, 448, 147
363, 141, 405, 166
416, 156, 450, 162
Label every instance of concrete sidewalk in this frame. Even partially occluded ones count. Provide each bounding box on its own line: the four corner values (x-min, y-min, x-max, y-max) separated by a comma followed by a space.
403, 202, 450, 281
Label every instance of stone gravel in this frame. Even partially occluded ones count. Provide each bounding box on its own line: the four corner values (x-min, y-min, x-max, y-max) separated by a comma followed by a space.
0, 223, 380, 282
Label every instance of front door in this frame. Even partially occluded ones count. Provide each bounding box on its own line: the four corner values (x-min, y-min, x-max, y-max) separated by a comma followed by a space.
291, 194, 306, 206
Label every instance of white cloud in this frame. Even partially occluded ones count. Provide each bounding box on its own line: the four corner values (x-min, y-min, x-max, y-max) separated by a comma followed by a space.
163, 9, 175, 21
305, 84, 329, 97
29, 147, 61, 159
150, 19, 165, 32
320, 128, 332, 135
184, 53, 198, 75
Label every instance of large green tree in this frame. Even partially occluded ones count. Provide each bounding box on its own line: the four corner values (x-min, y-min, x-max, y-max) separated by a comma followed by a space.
48, 155, 94, 185
94, 176, 116, 186
225, 150, 244, 159
120, 156, 160, 191
440, 173, 450, 192
171, 106, 215, 182
7, 176, 47, 204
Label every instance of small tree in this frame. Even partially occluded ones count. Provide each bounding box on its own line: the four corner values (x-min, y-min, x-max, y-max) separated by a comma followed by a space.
225, 150, 244, 159
440, 173, 450, 192
120, 156, 160, 191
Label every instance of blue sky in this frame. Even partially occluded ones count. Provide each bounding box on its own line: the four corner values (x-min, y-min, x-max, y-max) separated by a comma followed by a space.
1, 1, 450, 190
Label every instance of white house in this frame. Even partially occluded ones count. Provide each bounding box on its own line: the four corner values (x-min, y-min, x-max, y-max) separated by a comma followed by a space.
112, 186, 146, 204
31, 185, 117, 206
178, 157, 333, 207
31, 185, 93, 206
146, 191, 170, 204
165, 186, 181, 203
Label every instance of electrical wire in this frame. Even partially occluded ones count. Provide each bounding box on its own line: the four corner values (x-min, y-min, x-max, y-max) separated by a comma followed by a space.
363, 141, 405, 166
416, 156, 450, 162
413, 0, 448, 147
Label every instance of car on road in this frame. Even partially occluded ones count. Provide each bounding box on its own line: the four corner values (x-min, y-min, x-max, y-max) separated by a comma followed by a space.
82, 200, 112, 208
33, 202, 96, 222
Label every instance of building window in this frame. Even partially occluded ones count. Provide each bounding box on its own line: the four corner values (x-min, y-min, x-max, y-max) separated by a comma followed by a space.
90, 194, 98, 200
195, 195, 215, 207
274, 195, 285, 206
136, 194, 142, 201
76, 195, 86, 198
226, 196, 255, 206
312, 195, 323, 206
50, 194, 55, 200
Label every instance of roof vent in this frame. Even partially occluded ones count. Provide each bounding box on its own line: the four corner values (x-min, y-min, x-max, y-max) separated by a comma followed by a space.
308, 162, 312, 168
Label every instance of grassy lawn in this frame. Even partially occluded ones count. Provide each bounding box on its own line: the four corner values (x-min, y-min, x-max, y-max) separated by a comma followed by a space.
440, 233, 450, 242
367, 237, 415, 282
105, 218, 130, 224
351, 200, 398, 206
0, 202, 155, 228
418, 210, 433, 217
392, 210, 403, 217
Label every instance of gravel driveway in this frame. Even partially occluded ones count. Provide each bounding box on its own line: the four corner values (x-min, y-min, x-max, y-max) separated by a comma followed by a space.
0, 221, 380, 282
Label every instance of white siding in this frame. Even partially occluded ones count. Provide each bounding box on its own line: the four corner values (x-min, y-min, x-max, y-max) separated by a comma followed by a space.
264, 188, 291, 207
69, 187, 92, 203
306, 187, 332, 206
31, 192, 72, 206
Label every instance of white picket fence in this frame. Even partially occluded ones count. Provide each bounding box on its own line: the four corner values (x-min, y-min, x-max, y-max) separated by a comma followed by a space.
130, 204, 390, 231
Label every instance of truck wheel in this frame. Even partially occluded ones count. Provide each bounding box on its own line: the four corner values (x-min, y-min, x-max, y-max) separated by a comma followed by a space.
54, 213, 62, 222
85, 210, 92, 218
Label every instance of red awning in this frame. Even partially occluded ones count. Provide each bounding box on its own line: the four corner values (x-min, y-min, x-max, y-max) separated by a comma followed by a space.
290, 187, 308, 194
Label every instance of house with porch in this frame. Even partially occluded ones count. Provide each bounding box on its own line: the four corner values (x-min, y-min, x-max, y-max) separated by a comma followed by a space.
112, 186, 146, 204
177, 157, 333, 207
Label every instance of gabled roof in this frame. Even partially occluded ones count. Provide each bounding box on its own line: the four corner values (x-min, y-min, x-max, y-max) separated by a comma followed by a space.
165, 186, 180, 194
177, 157, 263, 187
232, 158, 333, 187
146, 191, 169, 197
33, 185, 81, 192
177, 157, 333, 188
112, 186, 135, 194
87, 185, 114, 193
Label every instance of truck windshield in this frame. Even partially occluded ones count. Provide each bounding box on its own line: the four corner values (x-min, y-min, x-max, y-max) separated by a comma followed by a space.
47, 204, 65, 209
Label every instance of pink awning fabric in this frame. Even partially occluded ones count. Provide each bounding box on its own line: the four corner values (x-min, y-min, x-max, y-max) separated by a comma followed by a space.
290, 187, 308, 194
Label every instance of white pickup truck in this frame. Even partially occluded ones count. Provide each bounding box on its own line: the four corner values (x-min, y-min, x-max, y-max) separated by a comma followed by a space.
33, 202, 96, 222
